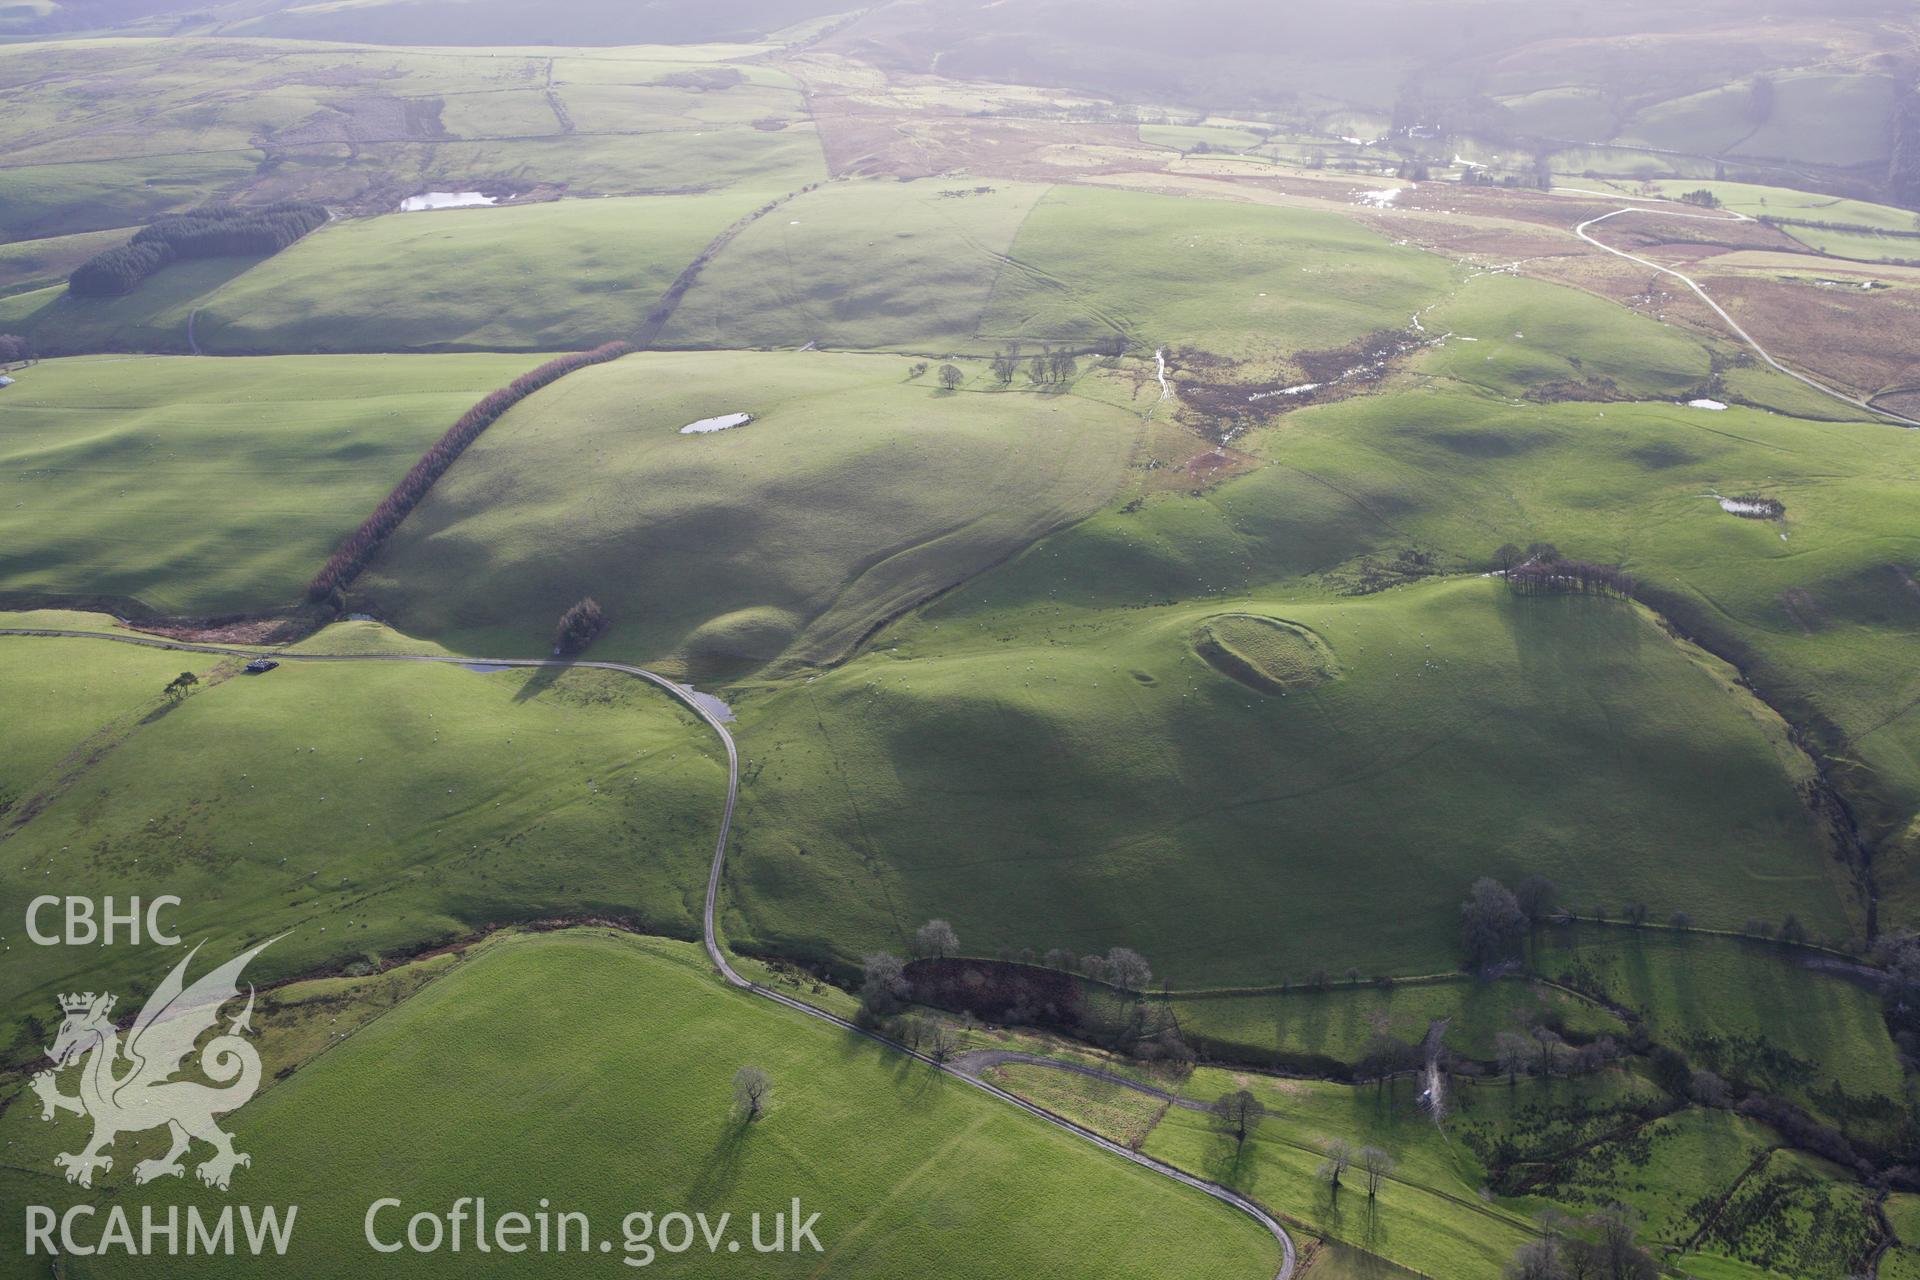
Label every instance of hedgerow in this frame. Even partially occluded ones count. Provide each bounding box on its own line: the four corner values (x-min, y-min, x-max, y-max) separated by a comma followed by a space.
307, 342, 635, 601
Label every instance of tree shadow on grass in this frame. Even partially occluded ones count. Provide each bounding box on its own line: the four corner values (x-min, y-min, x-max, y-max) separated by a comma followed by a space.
1197, 1132, 1259, 1197
1355, 1193, 1385, 1254
512, 662, 567, 704
820, 1023, 939, 1103
686, 1117, 752, 1210
1317, 1185, 1347, 1242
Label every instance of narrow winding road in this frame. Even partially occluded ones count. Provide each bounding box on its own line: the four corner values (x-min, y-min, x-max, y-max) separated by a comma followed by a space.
1564, 197, 1920, 428
0, 626, 1297, 1279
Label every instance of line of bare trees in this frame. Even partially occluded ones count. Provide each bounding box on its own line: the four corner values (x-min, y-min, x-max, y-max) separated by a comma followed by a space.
306, 341, 633, 601
989, 344, 1080, 386
1504, 559, 1637, 598
1505, 1205, 1659, 1279
1315, 1137, 1395, 1201
1494, 543, 1635, 599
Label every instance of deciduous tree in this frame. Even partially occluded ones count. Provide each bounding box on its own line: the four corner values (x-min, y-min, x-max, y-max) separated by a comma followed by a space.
1359, 1146, 1394, 1198
1461, 878, 1526, 970
1211, 1089, 1264, 1150
732, 1066, 772, 1120
860, 952, 910, 1019
1515, 875, 1556, 926
1495, 1030, 1532, 1085
1318, 1138, 1352, 1199
913, 919, 959, 959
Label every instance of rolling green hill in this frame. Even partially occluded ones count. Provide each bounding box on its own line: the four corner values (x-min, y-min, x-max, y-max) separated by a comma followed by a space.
0, 636, 727, 1046
54, 193, 768, 355
0, 930, 1281, 1280
354, 349, 1146, 676
659, 179, 1054, 353
0, 38, 825, 247
0, 354, 542, 616
979, 184, 1459, 366
728, 576, 1850, 985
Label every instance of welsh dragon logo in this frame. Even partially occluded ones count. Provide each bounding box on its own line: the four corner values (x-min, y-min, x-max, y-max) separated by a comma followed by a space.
30, 938, 278, 1191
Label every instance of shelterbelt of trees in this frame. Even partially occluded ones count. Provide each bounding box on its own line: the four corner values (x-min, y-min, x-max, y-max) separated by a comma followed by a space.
68, 202, 329, 297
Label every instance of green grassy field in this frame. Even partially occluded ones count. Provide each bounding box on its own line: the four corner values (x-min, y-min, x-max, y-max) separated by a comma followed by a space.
0, 38, 824, 251
0, 227, 133, 298
1641, 181, 1920, 233
1613, 82, 1760, 158
1170, 977, 1625, 1072
1148, 1067, 1542, 1278
1525, 1106, 1776, 1241
982, 1061, 1169, 1148
660, 179, 1459, 367
0, 634, 727, 1048
1694, 1149, 1878, 1278
1296, 1239, 1425, 1279
0, 627, 200, 820
979, 184, 1459, 366
0, 283, 56, 331
659, 179, 1053, 353
154, 193, 769, 354
354, 349, 1146, 675
0, 354, 542, 615
1534, 926, 1905, 1136
1, 21, 1915, 1271
1507, 1105, 1877, 1278
1728, 73, 1899, 169
1139, 123, 1267, 152
949, 370, 1920, 912
1417, 271, 1716, 401
1889, 1193, 1920, 1246
1768, 225, 1920, 266
10, 257, 270, 355
0, 930, 1281, 1280
729, 575, 1848, 986
1069, 1055, 1875, 1280
215, 0, 847, 45
0, 154, 267, 242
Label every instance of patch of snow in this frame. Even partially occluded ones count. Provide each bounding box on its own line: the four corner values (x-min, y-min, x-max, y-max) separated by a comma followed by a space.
1688, 398, 1728, 411
1249, 383, 1321, 403
1355, 185, 1403, 208
1717, 497, 1774, 517
679, 412, 753, 435
399, 191, 496, 212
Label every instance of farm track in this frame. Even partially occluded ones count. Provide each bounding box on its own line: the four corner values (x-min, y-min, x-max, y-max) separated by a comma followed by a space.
0, 626, 1298, 1280
1565, 198, 1920, 428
